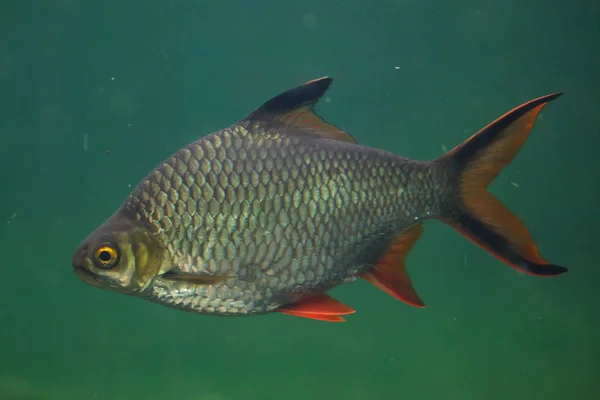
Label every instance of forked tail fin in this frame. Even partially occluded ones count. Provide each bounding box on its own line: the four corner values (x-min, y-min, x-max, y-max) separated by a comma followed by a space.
440, 93, 567, 276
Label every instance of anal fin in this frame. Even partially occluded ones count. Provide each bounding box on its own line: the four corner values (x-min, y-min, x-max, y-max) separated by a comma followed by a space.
275, 293, 356, 322
361, 223, 425, 308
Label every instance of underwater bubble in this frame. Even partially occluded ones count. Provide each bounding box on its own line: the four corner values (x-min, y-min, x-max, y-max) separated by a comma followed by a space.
302, 13, 317, 29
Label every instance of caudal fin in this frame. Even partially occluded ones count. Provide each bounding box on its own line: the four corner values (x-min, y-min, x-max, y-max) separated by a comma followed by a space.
441, 93, 567, 277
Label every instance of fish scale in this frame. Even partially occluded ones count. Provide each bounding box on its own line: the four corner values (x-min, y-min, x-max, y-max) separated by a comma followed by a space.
123, 119, 441, 315
72, 76, 567, 322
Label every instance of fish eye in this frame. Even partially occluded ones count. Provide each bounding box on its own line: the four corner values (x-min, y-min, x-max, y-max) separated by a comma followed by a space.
93, 245, 119, 269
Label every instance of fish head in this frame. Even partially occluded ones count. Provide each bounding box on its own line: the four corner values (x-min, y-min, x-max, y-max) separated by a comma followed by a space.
71, 209, 166, 295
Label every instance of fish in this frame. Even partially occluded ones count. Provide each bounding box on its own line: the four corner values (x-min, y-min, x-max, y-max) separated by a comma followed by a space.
71, 76, 568, 322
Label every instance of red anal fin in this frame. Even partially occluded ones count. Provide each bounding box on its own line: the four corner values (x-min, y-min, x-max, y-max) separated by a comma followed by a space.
275, 293, 356, 322
361, 223, 425, 308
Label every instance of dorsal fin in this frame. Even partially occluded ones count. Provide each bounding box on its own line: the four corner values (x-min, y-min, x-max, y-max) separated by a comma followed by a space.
243, 76, 357, 144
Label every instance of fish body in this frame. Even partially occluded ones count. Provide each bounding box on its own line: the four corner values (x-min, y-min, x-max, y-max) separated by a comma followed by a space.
72, 77, 567, 322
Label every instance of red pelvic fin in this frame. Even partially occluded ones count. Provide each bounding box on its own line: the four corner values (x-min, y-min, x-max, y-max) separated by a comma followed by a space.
275, 293, 356, 322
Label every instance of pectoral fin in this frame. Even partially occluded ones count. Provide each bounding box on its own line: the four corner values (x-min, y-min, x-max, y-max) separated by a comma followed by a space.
161, 268, 233, 285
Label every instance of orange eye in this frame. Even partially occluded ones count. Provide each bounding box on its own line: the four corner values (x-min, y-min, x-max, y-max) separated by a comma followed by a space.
93, 245, 119, 269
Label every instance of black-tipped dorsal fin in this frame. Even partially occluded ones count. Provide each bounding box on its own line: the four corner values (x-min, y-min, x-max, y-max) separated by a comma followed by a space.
243, 76, 357, 144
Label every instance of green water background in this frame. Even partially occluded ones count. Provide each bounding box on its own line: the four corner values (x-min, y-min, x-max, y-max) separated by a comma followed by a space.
1, 1, 599, 399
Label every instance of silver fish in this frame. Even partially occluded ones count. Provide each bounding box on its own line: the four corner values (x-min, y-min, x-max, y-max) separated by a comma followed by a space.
71, 77, 567, 322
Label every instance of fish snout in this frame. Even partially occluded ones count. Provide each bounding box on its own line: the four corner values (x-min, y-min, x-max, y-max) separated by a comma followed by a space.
71, 243, 90, 270
71, 242, 107, 288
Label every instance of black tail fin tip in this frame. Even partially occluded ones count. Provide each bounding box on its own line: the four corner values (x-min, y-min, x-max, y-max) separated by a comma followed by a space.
456, 213, 568, 276
442, 93, 567, 277
450, 93, 563, 169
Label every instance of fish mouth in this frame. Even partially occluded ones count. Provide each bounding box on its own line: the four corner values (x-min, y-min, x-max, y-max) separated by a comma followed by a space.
73, 266, 92, 278
73, 266, 106, 289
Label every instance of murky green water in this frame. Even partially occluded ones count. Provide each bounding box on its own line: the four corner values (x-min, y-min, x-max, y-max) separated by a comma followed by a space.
1, 1, 599, 399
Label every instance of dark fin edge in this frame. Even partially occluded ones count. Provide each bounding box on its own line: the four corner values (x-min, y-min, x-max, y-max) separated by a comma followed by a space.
442, 93, 567, 277
243, 76, 357, 144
